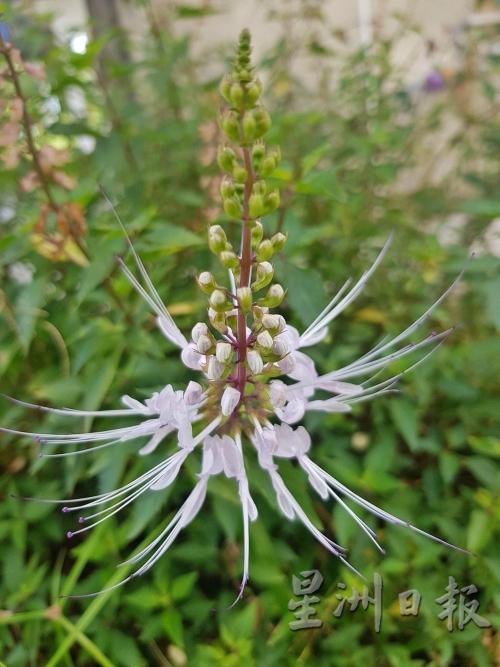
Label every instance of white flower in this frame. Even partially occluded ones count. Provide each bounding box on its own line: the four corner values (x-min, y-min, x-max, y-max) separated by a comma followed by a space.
2, 228, 467, 603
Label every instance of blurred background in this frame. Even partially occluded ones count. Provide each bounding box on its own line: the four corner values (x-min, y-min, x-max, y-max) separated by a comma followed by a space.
0, 1, 499, 665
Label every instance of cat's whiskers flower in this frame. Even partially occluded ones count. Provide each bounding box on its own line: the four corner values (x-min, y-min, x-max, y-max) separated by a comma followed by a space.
4, 30, 469, 602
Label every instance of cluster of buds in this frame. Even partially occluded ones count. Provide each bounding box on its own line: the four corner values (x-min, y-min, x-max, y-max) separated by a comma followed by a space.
185, 30, 292, 427
0, 36, 87, 267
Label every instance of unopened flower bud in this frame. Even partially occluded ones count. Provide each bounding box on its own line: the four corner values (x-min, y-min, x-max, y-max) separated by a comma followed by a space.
262, 313, 286, 333
259, 283, 285, 308
219, 74, 232, 102
216, 341, 233, 364
246, 79, 262, 105
247, 349, 264, 375
220, 177, 235, 199
252, 304, 267, 321
184, 381, 204, 405
272, 338, 289, 357
264, 190, 280, 214
252, 142, 265, 169
221, 110, 240, 142
256, 239, 274, 261
208, 225, 227, 254
198, 271, 217, 294
237, 286, 253, 313
210, 289, 231, 312
191, 322, 209, 343
207, 356, 224, 380
257, 330, 273, 350
271, 232, 287, 252
252, 180, 267, 195
233, 166, 247, 183
221, 386, 241, 415
229, 82, 244, 108
251, 261, 274, 291
251, 221, 264, 246
253, 107, 271, 136
197, 334, 214, 355
223, 197, 243, 220
260, 157, 276, 177
249, 193, 264, 219
242, 112, 256, 142
219, 250, 239, 269
209, 309, 228, 333
217, 146, 236, 173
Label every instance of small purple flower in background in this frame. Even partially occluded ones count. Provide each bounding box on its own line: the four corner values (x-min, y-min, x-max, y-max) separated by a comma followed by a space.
424, 69, 446, 93
2, 30, 468, 602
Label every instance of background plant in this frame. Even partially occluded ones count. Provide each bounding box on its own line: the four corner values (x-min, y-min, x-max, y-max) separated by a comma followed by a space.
0, 3, 498, 666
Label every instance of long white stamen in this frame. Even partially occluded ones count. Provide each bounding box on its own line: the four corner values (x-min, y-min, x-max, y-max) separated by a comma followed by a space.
300, 233, 393, 345
307, 460, 469, 554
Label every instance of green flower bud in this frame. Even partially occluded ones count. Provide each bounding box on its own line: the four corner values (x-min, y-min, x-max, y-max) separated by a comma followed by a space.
264, 190, 280, 214
221, 110, 240, 142
260, 156, 276, 177
208, 225, 227, 254
210, 289, 231, 312
242, 112, 256, 142
238, 68, 252, 83
259, 283, 285, 308
249, 193, 265, 219
246, 79, 262, 105
253, 107, 271, 137
237, 286, 253, 313
233, 166, 247, 183
251, 221, 264, 246
220, 177, 235, 199
252, 180, 267, 195
229, 82, 245, 109
219, 74, 232, 103
271, 231, 287, 252
251, 261, 274, 291
256, 239, 274, 261
252, 304, 267, 321
219, 250, 239, 269
209, 309, 228, 334
223, 196, 243, 220
197, 271, 217, 294
217, 146, 236, 173
252, 142, 265, 170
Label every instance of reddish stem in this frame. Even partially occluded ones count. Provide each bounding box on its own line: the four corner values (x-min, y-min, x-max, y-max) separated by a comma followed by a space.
235, 147, 254, 397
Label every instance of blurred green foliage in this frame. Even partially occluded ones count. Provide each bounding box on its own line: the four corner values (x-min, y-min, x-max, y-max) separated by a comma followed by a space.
0, 3, 499, 666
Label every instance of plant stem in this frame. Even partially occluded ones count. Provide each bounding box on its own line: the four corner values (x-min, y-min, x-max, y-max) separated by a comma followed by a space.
0, 37, 58, 211
235, 147, 254, 397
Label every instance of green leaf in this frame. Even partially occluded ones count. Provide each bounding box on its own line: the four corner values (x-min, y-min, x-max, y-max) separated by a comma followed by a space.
14, 278, 46, 353
162, 608, 184, 647
171, 571, 198, 601
389, 399, 419, 451
278, 262, 326, 326
467, 510, 492, 552
143, 224, 203, 255
482, 275, 500, 329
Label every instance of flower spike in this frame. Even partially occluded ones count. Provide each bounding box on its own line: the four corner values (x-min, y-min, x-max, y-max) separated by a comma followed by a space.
3, 30, 469, 603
